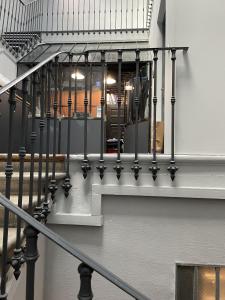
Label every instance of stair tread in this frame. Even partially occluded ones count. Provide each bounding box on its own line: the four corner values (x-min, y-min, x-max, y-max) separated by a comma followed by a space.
1, 195, 38, 208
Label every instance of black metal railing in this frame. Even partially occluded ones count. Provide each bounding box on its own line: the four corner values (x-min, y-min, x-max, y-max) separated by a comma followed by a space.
0, 193, 151, 300
0, 46, 188, 299
0, 0, 154, 39
0, 0, 42, 56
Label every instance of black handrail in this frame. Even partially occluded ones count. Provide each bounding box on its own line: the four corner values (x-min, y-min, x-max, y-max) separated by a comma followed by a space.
0, 51, 67, 96
0, 193, 151, 300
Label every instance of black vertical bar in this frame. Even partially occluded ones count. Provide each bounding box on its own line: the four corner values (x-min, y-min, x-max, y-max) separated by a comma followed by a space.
114, 50, 124, 179
49, 57, 59, 201
11, 79, 29, 280
72, 0, 75, 33
28, 73, 38, 214
215, 267, 220, 300
82, 0, 85, 31
24, 226, 39, 300
0, 87, 16, 300
9, 0, 16, 33
78, 263, 94, 300
148, 61, 153, 153
15, 1, 21, 33
58, 65, 63, 153
67, 0, 69, 34
42, 63, 52, 217
115, 0, 117, 31
168, 49, 178, 180
37, 67, 46, 208
131, 50, 142, 180
120, 0, 122, 32
62, 54, 72, 197
56, 0, 59, 33
5, 0, 12, 33
46, 0, 50, 33
74, 63, 78, 115
1, 0, 7, 34
51, 0, 55, 33
78, 0, 80, 32
89, 63, 93, 114
149, 50, 160, 180
97, 51, 106, 179
81, 52, 91, 179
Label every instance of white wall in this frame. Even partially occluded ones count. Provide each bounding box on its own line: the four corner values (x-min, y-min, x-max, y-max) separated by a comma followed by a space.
150, 0, 225, 155
0, 45, 17, 84
44, 195, 225, 300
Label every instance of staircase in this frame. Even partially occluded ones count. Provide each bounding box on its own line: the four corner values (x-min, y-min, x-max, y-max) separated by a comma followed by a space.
0, 33, 42, 57
0, 154, 65, 271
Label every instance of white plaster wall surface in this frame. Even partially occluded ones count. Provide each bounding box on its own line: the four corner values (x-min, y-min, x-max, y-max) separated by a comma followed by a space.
44, 195, 225, 300
48, 154, 225, 226
0, 46, 17, 84
154, 0, 225, 155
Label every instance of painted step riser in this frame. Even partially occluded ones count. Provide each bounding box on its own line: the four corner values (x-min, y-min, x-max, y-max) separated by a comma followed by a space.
0, 162, 65, 173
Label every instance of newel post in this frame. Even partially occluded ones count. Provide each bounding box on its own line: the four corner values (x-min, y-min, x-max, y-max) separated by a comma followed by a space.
77, 263, 94, 300
24, 225, 39, 300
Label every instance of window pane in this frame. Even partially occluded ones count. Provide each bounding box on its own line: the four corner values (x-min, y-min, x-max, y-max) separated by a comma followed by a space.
176, 266, 194, 300
198, 267, 215, 300
220, 268, 225, 300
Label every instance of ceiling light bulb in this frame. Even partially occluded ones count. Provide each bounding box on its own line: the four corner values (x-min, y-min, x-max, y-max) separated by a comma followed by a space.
106, 77, 116, 85
71, 72, 85, 80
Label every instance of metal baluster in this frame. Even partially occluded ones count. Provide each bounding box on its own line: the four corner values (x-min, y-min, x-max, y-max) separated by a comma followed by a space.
120, 0, 122, 33
82, 0, 85, 32
10, 79, 29, 280
46, 0, 49, 33
51, 0, 55, 34
131, 50, 142, 180
9, 1, 18, 32
126, 0, 128, 32
93, 0, 96, 31
109, 0, 111, 32
42, 63, 52, 217
78, 0, 80, 32
104, 0, 107, 32
78, 263, 94, 300
168, 49, 178, 180
58, 65, 63, 153
98, 0, 101, 32
62, 0, 65, 33
24, 226, 39, 300
72, 0, 75, 33
5, 0, 12, 33
115, 0, 117, 31
74, 63, 78, 115
56, 0, 59, 33
88, 0, 90, 33
137, 0, 139, 32
33, 67, 46, 222
142, 0, 145, 31
40, 0, 44, 32
96, 51, 106, 179
148, 61, 153, 153
13, 1, 22, 32
19, 3, 25, 34
81, 52, 91, 178
0, 87, 16, 300
131, 0, 134, 32
114, 50, 124, 179
67, 0, 70, 34
1, 0, 7, 35
89, 63, 93, 115
62, 54, 72, 197
149, 50, 160, 180
28, 73, 38, 214
22, 5, 27, 32
49, 57, 59, 200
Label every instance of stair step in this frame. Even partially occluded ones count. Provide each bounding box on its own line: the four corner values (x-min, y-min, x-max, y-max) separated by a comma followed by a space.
0, 195, 39, 227
0, 172, 66, 195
